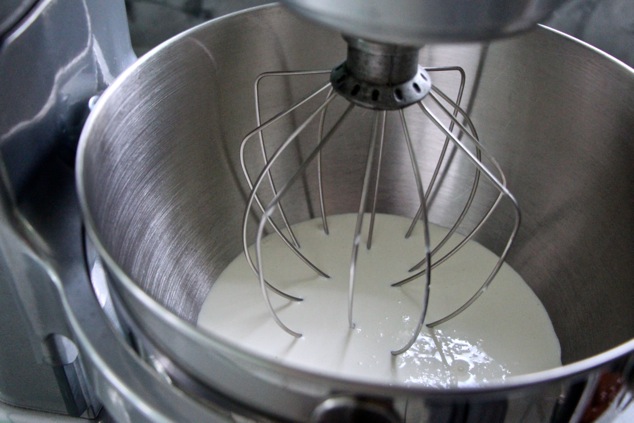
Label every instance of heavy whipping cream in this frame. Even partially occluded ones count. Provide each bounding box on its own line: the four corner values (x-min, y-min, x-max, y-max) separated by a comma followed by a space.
197, 214, 561, 386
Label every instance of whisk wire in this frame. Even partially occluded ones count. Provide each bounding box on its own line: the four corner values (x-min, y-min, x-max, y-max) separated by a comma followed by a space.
365, 110, 387, 250
403, 70, 483, 277
254, 94, 355, 337
254, 72, 328, 249
419, 93, 521, 327
241, 82, 333, 288
347, 111, 383, 329
404, 85, 483, 274
394, 84, 509, 284
316, 87, 336, 235
246, 77, 331, 230
405, 66, 468, 239
390, 108, 433, 355
254, 70, 332, 244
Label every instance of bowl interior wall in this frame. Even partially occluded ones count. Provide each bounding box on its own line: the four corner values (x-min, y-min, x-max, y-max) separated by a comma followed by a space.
80, 7, 634, 365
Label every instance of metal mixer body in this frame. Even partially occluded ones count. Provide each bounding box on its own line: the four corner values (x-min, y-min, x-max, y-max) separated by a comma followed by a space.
280, 0, 567, 44
1, 1, 633, 422
0, 0, 134, 419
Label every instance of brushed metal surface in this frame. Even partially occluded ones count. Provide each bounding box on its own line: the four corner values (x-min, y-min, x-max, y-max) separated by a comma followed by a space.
77, 4, 634, 421
0, 0, 134, 416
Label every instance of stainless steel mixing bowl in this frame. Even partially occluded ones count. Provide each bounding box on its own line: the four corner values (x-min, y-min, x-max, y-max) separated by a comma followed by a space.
77, 4, 634, 422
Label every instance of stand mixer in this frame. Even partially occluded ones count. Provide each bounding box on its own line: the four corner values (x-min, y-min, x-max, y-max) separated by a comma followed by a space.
1, 1, 634, 422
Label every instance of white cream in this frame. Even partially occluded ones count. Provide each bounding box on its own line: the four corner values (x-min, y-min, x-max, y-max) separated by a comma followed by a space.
197, 213, 561, 386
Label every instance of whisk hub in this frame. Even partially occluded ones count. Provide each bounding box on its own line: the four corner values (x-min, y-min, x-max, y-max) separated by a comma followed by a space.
331, 38, 432, 110
331, 63, 431, 110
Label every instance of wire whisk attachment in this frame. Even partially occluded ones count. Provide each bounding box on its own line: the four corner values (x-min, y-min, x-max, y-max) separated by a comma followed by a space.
240, 40, 520, 355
